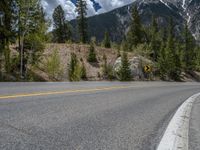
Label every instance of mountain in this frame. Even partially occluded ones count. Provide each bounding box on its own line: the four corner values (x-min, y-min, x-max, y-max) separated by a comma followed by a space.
70, 0, 200, 43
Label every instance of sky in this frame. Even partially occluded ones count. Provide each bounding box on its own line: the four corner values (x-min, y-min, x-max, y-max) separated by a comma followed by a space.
41, 0, 134, 21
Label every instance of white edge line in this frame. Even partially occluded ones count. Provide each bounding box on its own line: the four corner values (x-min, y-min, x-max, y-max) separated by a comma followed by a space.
157, 92, 200, 150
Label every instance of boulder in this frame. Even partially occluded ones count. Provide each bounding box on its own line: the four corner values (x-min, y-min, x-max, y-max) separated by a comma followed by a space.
113, 56, 153, 80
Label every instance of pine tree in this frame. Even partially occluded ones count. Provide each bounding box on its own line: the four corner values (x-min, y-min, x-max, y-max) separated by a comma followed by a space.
0, 0, 14, 74
25, 5, 48, 66
119, 51, 131, 81
158, 18, 182, 81
165, 18, 177, 80
102, 53, 114, 80
195, 46, 200, 70
157, 18, 182, 81
76, 0, 88, 43
80, 61, 87, 80
102, 53, 108, 78
103, 31, 111, 48
183, 24, 196, 71
68, 53, 81, 81
127, 5, 143, 50
87, 41, 97, 63
16, 0, 48, 78
158, 41, 168, 80
53, 5, 71, 43
150, 16, 160, 61
173, 42, 182, 80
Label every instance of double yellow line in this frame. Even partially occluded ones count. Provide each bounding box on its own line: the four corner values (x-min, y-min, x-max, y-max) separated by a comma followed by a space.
0, 85, 131, 99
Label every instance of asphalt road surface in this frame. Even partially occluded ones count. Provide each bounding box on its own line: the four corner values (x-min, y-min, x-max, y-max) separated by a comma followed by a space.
0, 82, 199, 150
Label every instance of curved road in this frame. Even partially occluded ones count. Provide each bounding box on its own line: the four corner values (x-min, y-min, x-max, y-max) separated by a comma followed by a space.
0, 82, 199, 150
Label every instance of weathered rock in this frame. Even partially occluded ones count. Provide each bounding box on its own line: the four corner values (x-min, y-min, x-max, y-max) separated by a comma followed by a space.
113, 56, 153, 80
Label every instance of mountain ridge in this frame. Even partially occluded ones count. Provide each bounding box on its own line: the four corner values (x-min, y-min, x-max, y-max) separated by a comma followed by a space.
70, 0, 200, 42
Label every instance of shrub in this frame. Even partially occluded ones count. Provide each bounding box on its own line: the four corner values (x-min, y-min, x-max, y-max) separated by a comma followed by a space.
46, 49, 63, 80
80, 62, 87, 80
68, 53, 81, 81
87, 42, 97, 63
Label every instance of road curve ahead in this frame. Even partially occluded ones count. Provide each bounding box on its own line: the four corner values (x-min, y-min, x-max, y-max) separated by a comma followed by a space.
0, 82, 199, 150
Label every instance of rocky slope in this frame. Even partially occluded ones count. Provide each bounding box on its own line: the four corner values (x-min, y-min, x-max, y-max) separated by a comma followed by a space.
70, 0, 200, 42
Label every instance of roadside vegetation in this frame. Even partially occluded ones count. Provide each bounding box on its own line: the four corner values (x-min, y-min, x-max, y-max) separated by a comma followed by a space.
0, 0, 200, 81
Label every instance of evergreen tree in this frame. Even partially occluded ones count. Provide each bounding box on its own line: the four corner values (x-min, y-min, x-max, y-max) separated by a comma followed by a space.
16, 0, 48, 78
160, 27, 168, 44
127, 5, 143, 50
68, 53, 81, 81
119, 51, 131, 81
183, 24, 196, 71
150, 16, 160, 61
87, 41, 97, 62
102, 53, 114, 80
80, 61, 87, 80
117, 48, 121, 57
158, 41, 168, 80
24, 5, 48, 65
0, 0, 14, 74
151, 15, 158, 33
103, 31, 111, 48
195, 46, 200, 70
173, 42, 182, 80
165, 18, 177, 80
158, 18, 181, 81
76, 0, 88, 43
52, 5, 71, 43
102, 53, 108, 78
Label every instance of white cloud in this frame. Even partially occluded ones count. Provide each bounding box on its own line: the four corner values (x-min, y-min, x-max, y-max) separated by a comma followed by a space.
41, 0, 76, 20
96, 0, 133, 14
41, 0, 134, 20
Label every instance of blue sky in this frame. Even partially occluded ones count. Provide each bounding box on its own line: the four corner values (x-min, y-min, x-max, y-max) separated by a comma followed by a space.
41, 0, 134, 20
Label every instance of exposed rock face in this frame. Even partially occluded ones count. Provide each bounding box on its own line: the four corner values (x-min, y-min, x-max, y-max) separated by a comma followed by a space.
113, 56, 153, 80
161, 0, 200, 40
70, 0, 200, 42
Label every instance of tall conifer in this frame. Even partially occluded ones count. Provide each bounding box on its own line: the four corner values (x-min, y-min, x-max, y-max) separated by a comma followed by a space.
76, 0, 88, 43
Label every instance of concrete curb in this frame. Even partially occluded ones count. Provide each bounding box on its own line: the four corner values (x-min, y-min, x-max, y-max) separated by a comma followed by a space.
157, 93, 200, 150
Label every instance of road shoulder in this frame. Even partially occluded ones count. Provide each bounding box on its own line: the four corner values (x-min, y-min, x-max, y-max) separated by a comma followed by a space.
189, 95, 200, 150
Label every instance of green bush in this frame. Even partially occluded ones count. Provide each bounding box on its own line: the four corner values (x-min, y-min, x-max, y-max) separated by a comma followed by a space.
80, 62, 87, 80
68, 53, 81, 81
102, 54, 114, 80
46, 49, 63, 80
87, 42, 97, 63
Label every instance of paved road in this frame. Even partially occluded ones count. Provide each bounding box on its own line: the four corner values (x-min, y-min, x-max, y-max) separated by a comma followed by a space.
0, 82, 199, 150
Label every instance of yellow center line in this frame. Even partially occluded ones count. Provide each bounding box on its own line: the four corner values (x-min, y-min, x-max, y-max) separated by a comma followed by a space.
0, 86, 132, 99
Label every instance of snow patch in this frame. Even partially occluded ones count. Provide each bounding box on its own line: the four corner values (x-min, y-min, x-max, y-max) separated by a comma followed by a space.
160, 0, 172, 10
182, 0, 186, 10
187, 13, 191, 24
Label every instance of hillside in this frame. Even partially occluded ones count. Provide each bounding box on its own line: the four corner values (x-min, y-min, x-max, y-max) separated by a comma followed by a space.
1, 43, 199, 82
24, 44, 200, 82
34, 43, 120, 81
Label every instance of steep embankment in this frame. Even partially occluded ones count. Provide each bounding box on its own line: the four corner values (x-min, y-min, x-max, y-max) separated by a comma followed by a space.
35, 43, 120, 81
4, 43, 199, 82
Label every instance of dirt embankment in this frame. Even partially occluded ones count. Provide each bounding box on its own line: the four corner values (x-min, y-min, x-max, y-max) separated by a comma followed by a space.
35, 43, 120, 81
